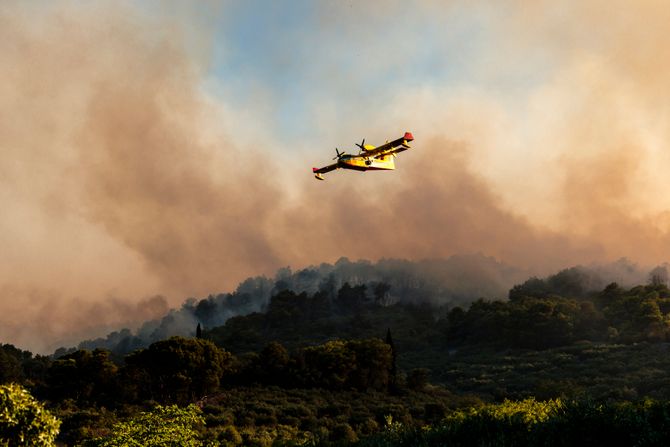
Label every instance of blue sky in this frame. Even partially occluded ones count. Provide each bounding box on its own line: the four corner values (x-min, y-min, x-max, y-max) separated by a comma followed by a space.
196, 2, 510, 142
188, 1, 566, 153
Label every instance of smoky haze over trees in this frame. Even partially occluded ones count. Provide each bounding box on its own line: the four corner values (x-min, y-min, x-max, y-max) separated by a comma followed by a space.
72, 256, 660, 356
76, 255, 524, 354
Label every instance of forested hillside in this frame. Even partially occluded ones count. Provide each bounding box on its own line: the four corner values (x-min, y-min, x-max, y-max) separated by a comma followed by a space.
70, 256, 650, 357
71, 255, 527, 356
3, 264, 670, 445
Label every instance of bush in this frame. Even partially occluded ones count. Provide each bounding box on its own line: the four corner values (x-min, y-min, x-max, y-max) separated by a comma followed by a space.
330, 422, 358, 443
356, 399, 670, 446
88, 404, 205, 447
217, 425, 242, 446
0, 383, 60, 447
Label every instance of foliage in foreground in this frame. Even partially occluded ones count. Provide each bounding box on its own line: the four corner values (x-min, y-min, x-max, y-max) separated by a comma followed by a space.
356, 398, 670, 447
86, 404, 206, 447
0, 383, 60, 447
198, 385, 474, 446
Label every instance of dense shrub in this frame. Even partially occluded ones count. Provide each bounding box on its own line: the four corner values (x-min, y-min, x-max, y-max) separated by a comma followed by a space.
356, 399, 670, 447
87, 404, 206, 447
0, 383, 60, 447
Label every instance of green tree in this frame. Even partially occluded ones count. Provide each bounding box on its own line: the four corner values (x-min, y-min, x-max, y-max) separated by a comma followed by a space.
509, 277, 550, 301
301, 340, 356, 389
601, 285, 670, 341
257, 342, 290, 385
265, 290, 309, 329
0, 344, 47, 387
0, 349, 22, 384
124, 337, 233, 403
0, 383, 60, 447
90, 404, 205, 447
47, 349, 118, 405
649, 265, 669, 287
336, 283, 367, 312
348, 339, 392, 391
299, 338, 392, 390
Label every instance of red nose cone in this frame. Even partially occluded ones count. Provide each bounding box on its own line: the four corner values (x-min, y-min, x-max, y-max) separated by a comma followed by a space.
404, 132, 414, 141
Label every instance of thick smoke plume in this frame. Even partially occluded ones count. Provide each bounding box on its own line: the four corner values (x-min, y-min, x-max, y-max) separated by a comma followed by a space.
2, 2, 670, 352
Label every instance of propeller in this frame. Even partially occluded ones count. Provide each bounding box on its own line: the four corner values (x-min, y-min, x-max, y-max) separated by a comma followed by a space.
333, 148, 347, 160
355, 138, 366, 151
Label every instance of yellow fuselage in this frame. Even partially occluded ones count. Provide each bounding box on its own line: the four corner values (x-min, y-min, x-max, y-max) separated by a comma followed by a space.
340, 154, 395, 171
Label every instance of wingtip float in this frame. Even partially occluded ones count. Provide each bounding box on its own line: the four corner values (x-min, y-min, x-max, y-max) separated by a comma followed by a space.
312, 132, 414, 180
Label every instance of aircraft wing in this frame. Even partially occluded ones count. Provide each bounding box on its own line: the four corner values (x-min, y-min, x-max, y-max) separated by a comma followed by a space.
376, 146, 408, 158
312, 162, 340, 180
313, 163, 339, 174
363, 132, 414, 157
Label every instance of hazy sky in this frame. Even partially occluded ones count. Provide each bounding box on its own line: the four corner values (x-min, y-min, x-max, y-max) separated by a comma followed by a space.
3, 0, 670, 352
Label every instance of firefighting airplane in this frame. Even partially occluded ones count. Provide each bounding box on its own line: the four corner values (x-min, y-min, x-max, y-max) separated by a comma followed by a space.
312, 132, 414, 180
